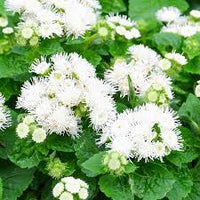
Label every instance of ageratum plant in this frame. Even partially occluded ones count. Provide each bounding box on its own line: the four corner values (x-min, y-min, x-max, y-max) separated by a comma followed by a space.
0, 0, 200, 200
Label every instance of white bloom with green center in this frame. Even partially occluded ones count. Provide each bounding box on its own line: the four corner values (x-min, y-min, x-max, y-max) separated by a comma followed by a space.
16, 123, 29, 139
165, 52, 187, 65
158, 58, 172, 71
23, 115, 35, 125
30, 57, 50, 75
32, 127, 47, 143
21, 27, 34, 39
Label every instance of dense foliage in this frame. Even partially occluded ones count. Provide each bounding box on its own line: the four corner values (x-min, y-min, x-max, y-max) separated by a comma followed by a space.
0, 0, 200, 200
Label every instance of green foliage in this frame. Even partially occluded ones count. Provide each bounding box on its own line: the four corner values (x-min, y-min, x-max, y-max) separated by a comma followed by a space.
151, 32, 183, 53
46, 134, 74, 152
178, 94, 200, 126
99, 0, 126, 13
8, 139, 49, 168
0, 178, 2, 200
99, 175, 133, 200
129, 163, 175, 200
166, 167, 193, 200
82, 152, 106, 176
183, 33, 200, 59
0, 160, 35, 200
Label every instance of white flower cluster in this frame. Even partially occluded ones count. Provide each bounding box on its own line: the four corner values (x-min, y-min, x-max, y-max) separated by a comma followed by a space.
53, 177, 89, 200
156, 7, 200, 37
102, 103, 182, 161
0, 16, 14, 35
0, 94, 11, 130
106, 14, 141, 40
17, 53, 116, 138
5, 0, 101, 39
105, 44, 176, 105
16, 115, 47, 143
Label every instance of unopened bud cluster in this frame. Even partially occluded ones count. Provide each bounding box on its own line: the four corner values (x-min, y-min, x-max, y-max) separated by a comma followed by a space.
16, 25, 39, 46
16, 115, 47, 143
103, 151, 128, 175
53, 177, 89, 200
46, 157, 67, 179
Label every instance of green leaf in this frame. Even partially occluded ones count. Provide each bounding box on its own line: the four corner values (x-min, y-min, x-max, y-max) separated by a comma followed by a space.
80, 50, 102, 66
178, 93, 200, 126
151, 32, 183, 53
8, 139, 49, 168
124, 162, 138, 174
185, 167, 200, 200
99, 0, 126, 13
0, 112, 18, 159
74, 130, 100, 176
46, 134, 74, 152
166, 167, 193, 200
38, 39, 64, 55
99, 175, 133, 200
129, 163, 175, 200
129, 0, 189, 32
184, 56, 200, 74
109, 40, 130, 57
0, 178, 2, 200
0, 54, 30, 81
183, 33, 200, 59
0, 79, 20, 101
82, 152, 106, 177
0, 160, 35, 200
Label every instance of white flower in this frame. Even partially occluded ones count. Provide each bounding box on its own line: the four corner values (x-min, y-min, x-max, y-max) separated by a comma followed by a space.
103, 103, 182, 161
23, 115, 35, 125
21, 27, 34, 39
158, 58, 171, 71
52, 182, 65, 198
165, 52, 187, 65
59, 192, 73, 200
2, 27, 14, 34
78, 188, 89, 199
32, 127, 47, 143
16, 123, 29, 138
5, 0, 100, 39
139, 72, 173, 103
156, 7, 181, 22
17, 53, 115, 137
128, 44, 161, 66
106, 14, 141, 39
0, 17, 8, 27
64, 177, 81, 194
190, 10, 200, 19
30, 57, 50, 75
107, 14, 136, 27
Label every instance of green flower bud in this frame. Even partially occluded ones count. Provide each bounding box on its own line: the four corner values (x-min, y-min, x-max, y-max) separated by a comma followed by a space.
47, 158, 66, 179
